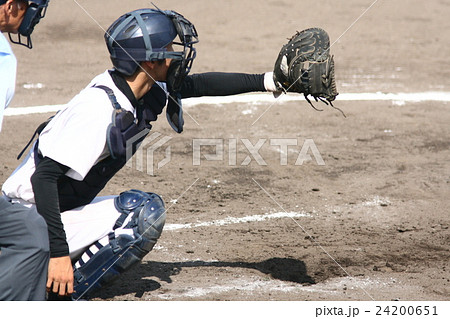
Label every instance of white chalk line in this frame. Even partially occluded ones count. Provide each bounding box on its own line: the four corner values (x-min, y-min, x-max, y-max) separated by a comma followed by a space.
154, 196, 396, 299
4, 92, 450, 117
164, 211, 311, 231
155, 275, 396, 300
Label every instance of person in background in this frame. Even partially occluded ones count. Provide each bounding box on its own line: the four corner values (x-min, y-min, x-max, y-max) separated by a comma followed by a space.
0, 0, 50, 301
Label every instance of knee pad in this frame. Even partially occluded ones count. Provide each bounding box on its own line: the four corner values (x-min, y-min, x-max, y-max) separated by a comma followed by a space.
72, 190, 166, 300
114, 189, 166, 252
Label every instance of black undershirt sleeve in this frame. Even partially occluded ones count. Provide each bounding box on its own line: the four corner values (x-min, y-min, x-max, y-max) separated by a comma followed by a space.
31, 156, 70, 258
180, 72, 266, 98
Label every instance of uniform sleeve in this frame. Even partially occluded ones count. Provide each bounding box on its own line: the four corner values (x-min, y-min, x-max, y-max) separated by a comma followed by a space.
180, 72, 266, 98
31, 157, 70, 258
0, 51, 17, 132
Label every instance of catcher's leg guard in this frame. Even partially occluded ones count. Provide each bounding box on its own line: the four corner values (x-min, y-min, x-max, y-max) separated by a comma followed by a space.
71, 190, 166, 300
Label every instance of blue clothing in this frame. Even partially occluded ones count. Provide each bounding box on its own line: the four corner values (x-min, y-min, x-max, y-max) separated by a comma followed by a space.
0, 196, 50, 300
0, 34, 49, 301
0, 32, 17, 132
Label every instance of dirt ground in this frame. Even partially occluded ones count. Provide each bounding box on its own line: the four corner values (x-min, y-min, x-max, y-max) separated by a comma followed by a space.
1, 0, 449, 301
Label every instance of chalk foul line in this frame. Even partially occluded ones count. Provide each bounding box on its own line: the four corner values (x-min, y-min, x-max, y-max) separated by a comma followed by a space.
5, 92, 450, 117
164, 211, 311, 231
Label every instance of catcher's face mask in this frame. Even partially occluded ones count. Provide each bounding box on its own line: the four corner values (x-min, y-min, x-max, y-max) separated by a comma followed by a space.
161, 9, 198, 133
163, 9, 198, 92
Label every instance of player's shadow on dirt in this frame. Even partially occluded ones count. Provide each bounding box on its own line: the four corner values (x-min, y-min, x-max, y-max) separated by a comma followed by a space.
92, 257, 315, 299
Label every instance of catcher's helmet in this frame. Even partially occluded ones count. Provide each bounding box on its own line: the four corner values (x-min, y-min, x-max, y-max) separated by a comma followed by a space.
105, 8, 198, 78
2, 0, 50, 49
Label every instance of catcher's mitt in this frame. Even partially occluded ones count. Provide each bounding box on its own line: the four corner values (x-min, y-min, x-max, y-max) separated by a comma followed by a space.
274, 28, 342, 114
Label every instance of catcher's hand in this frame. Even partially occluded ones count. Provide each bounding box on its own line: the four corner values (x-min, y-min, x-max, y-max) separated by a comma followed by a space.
274, 28, 342, 114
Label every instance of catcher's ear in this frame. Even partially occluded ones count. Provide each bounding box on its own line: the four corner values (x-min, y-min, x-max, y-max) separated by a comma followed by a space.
142, 61, 155, 69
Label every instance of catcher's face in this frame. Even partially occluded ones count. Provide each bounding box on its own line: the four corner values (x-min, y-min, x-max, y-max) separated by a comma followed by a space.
161, 43, 175, 81
147, 43, 174, 83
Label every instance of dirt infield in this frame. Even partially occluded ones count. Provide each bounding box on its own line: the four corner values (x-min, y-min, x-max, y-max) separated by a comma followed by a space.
1, 0, 449, 301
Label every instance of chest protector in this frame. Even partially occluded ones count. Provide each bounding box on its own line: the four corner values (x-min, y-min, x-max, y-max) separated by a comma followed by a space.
33, 84, 167, 212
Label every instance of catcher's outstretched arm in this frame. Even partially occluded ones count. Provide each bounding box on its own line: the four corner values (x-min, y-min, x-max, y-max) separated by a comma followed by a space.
180, 72, 267, 98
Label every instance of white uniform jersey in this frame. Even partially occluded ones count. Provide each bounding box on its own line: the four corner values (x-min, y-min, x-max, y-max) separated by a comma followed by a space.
1, 70, 147, 258
2, 70, 135, 203
0, 33, 17, 132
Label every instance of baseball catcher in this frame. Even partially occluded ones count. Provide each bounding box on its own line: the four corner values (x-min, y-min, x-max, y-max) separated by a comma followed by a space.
1, 7, 342, 301
273, 27, 342, 115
